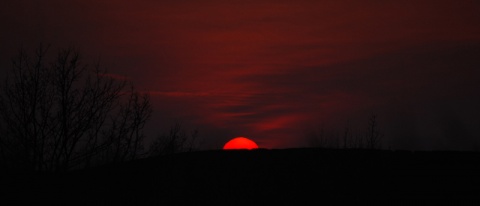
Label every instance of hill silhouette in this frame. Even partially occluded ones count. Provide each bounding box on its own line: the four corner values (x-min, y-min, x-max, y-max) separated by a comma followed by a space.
3, 148, 480, 205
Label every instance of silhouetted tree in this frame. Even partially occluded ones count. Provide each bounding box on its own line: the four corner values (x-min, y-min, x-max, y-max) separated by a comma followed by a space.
0, 45, 152, 172
148, 122, 200, 157
306, 126, 341, 149
343, 121, 350, 149
307, 127, 325, 148
306, 115, 385, 150
351, 133, 365, 149
364, 114, 383, 150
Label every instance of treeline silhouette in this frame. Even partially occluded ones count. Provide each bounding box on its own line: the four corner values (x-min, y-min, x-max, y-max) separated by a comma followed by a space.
0, 45, 199, 173
307, 114, 384, 150
1, 44, 479, 205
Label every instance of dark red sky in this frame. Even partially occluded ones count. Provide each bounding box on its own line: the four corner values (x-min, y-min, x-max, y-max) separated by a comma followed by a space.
1, 0, 480, 150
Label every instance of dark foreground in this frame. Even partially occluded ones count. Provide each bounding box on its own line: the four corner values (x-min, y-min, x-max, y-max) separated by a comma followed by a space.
3, 148, 480, 205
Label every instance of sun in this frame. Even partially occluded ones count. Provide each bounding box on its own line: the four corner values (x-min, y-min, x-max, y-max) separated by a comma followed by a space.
223, 137, 259, 150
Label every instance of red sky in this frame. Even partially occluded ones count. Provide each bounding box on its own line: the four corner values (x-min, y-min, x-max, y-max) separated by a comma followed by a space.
1, 0, 480, 150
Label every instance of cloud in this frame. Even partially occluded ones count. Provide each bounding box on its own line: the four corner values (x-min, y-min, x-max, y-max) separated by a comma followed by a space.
2, 0, 480, 150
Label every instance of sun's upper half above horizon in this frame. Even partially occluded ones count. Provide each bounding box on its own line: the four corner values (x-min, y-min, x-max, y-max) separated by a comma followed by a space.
223, 137, 259, 150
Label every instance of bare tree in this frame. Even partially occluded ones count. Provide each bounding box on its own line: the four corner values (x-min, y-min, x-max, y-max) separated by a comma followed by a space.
306, 114, 385, 150
365, 114, 383, 150
148, 122, 200, 157
343, 122, 350, 149
351, 133, 365, 149
307, 127, 325, 148
306, 126, 341, 149
0, 45, 152, 172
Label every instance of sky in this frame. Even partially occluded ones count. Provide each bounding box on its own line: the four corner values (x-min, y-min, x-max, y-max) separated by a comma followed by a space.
1, 0, 479, 150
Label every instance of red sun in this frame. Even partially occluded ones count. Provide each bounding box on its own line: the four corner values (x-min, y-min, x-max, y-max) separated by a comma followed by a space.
223, 137, 259, 150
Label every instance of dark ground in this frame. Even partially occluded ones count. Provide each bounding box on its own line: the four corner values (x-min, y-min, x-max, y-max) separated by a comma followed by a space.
3, 148, 480, 205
